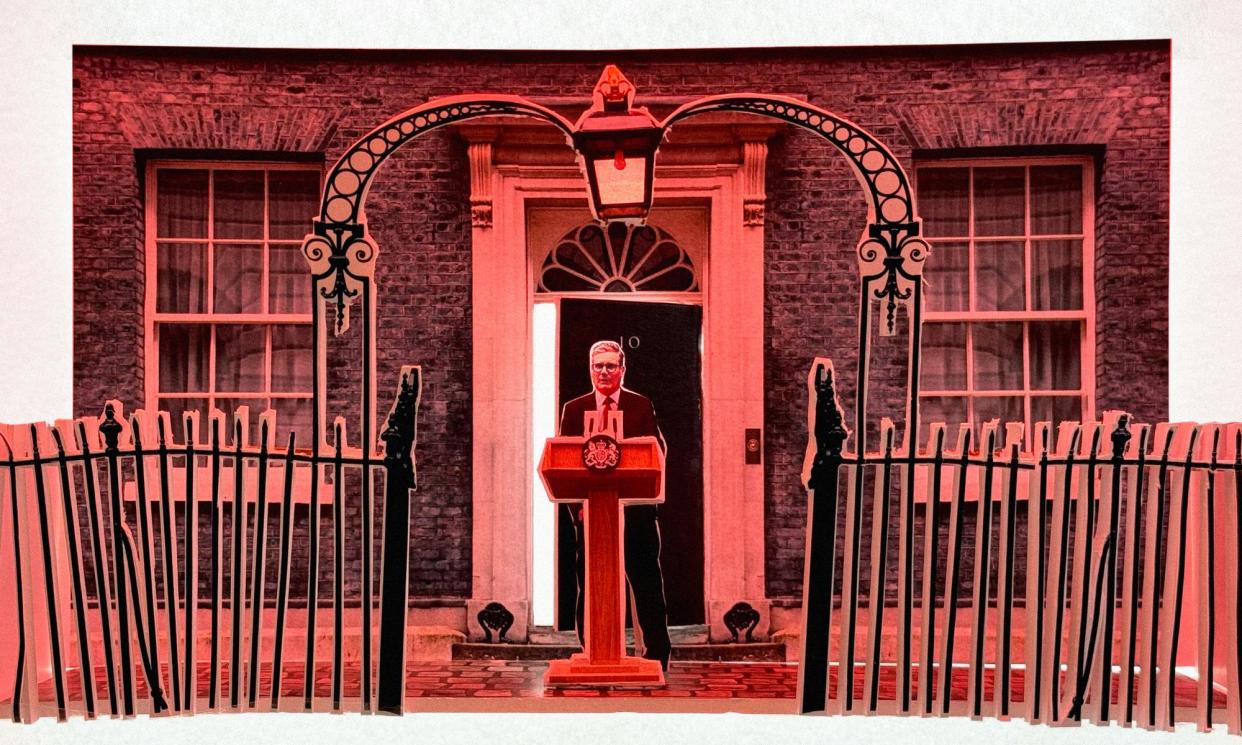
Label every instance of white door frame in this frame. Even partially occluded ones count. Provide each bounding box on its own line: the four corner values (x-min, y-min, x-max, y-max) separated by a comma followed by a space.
464, 129, 774, 642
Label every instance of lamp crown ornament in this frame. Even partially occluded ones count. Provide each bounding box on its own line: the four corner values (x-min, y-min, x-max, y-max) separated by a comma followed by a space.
571, 66, 665, 225
594, 64, 635, 111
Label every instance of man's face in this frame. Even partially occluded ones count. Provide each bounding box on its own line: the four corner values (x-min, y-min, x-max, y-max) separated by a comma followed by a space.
590, 349, 624, 397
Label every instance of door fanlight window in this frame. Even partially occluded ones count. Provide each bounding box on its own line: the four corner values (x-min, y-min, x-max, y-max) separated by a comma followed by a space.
537, 222, 699, 293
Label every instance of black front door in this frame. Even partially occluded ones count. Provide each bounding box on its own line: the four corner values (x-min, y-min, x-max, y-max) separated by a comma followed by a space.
555, 298, 704, 628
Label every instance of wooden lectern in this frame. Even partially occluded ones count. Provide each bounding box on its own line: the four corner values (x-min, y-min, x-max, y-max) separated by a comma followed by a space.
538, 410, 666, 686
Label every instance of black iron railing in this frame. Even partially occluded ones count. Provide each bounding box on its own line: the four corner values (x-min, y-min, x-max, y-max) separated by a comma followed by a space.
0, 367, 420, 723
799, 358, 1236, 733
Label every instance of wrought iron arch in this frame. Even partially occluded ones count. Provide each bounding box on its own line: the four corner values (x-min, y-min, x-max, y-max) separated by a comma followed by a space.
663, 94, 927, 330
302, 96, 575, 334
660, 94, 928, 458
298, 94, 577, 472
300, 87, 929, 461
302, 92, 926, 339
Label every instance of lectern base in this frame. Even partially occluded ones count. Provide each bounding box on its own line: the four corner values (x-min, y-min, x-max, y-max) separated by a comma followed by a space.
544, 653, 666, 686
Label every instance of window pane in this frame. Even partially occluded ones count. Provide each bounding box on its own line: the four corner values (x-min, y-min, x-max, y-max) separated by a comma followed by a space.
213, 171, 264, 239
557, 226, 607, 279
623, 225, 658, 277
158, 397, 208, 431
1029, 321, 1081, 390
269, 170, 320, 240
215, 324, 266, 392
1030, 165, 1083, 235
270, 245, 312, 313
213, 243, 263, 313
215, 397, 267, 446
1031, 239, 1083, 310
271, 325, 312, 391
920, 396, 967, 445
921, 323, 967, 390
156, 169, 208, 238
916, 168, 969, 238
974, 240, 1025, 311
925, 241, 968, 311
974, 395, 1024, 431
158, 324, 210, 392
272, 397, 313, 449
1031, 395, 1084, 429
156, 242, 207, 313
973, 322, 1023, 390
973, 167, 1025, 237
638, 266, 697, 292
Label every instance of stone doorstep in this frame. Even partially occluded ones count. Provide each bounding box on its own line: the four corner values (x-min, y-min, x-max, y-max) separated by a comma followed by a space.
407, 626, 468, 662
475, 624, 785, 662
453, 642, 786, 663
527, 624, 711, 645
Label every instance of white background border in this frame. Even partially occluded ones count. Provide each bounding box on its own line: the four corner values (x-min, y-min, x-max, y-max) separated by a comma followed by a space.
1, 0, 1240, 742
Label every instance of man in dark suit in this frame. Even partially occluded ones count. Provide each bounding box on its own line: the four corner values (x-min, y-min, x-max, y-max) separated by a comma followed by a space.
559, 339, 671, 671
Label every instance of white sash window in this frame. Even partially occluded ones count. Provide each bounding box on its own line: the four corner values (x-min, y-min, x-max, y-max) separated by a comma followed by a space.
916, 157, 1096, 440
145, 161, 321, 446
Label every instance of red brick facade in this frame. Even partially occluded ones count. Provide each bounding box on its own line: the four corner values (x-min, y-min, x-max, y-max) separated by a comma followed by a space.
72, 42, 1170, 604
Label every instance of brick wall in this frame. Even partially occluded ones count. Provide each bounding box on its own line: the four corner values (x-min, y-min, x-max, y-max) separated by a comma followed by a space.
72, 42, 1170, 604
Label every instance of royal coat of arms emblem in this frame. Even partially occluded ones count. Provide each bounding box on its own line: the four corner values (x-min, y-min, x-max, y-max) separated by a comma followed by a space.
581, 433, 621, 472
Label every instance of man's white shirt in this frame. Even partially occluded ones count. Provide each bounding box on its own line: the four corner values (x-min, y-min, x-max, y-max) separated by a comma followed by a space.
593, 389, 619, 410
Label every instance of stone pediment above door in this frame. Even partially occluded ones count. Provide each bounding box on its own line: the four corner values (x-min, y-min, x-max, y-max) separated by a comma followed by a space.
455, 106, 786, 165
454, 111, 786, 229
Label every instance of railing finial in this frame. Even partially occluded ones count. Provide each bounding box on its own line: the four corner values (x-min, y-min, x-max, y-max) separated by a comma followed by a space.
382, 366, 423, 481
1110, 413, 1132, 459
807, 358, 849, 491
100, 402, 123, 452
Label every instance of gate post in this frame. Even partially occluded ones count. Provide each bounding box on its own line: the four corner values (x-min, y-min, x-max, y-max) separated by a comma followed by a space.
797, 359, 849, 714
376, 367, 422, 714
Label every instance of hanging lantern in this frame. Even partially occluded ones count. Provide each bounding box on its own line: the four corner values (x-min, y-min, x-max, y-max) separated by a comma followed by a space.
571, 65, 665, 224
